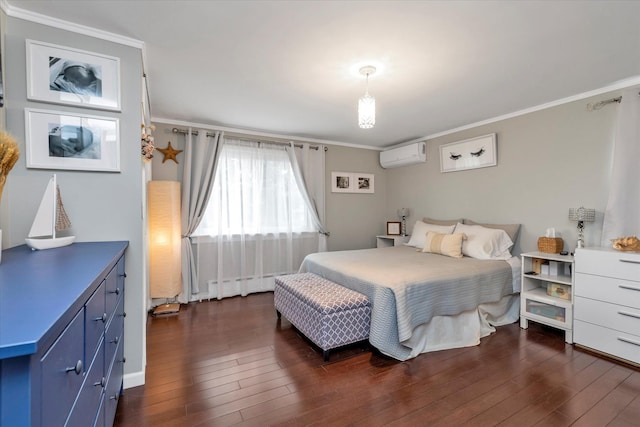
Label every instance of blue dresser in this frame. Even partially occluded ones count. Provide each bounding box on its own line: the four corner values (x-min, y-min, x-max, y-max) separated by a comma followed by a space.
0, 241, 128, 427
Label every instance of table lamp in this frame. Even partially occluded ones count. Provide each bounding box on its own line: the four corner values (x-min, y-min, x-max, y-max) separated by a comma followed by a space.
398, 208, 410, 236
568, 206, 595, 249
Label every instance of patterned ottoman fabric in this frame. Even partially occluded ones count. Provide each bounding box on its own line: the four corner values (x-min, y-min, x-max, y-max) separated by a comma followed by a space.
274, 273, 371, 360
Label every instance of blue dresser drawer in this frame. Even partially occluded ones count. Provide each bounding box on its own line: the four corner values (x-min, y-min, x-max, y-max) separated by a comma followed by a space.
105, 266, 121, 325
85, 281, 106, 361
105, 296, 124, 374
65, 342, 105, 427
94, 396, 105, 427
41, 309, 85, 426
117, 257, 126, 294
104, 339, 124, 427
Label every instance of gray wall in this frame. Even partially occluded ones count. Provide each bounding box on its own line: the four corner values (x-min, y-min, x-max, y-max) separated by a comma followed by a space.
0, 9, 5, 131
2, 18, 145, 384
324, 145, 387, 251
149, 123, 184, 181
386, 92, 621, 255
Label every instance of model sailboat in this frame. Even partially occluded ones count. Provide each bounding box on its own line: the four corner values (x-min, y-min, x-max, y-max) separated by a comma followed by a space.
25, 174, 75, 250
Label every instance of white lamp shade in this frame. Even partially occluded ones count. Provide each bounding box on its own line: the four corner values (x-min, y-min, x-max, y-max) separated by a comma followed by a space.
398, 208, 410, 218
358, 93, 375, 129
148, 180, 182, 299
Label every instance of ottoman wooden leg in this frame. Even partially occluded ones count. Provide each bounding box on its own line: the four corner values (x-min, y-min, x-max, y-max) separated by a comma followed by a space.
323, 349, 330, 362
276, 310, 281, 319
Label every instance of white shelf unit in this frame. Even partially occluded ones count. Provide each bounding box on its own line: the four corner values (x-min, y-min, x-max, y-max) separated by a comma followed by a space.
520, 251, 575, 343
376, 235, 409, 248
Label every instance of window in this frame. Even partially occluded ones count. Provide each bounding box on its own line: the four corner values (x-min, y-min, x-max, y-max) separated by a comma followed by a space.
194, 140, 315, 237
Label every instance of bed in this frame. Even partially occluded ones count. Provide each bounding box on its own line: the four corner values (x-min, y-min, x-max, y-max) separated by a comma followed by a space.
299, 244, 521, 361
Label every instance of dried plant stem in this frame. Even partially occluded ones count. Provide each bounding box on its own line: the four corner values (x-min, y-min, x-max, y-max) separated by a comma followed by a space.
0, 132, 20, 203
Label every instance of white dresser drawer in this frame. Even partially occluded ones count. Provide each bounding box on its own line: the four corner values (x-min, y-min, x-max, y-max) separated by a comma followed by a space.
575, 296, 640, 336
574, 272, 640, 307
575, 248, 640, 281
574, 320, 640, 364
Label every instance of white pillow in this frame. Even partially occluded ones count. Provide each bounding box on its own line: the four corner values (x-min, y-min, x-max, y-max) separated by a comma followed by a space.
453, 223, 513, 260
405, 221, 456, 249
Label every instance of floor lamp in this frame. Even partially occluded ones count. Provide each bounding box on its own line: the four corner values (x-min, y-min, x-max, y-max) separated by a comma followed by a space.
148, 180, 182, 315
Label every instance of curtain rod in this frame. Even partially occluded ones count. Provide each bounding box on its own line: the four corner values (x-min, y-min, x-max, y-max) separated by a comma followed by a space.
171, 127, 217, 138
171, 127, 324, 151
587, 91, 640, 111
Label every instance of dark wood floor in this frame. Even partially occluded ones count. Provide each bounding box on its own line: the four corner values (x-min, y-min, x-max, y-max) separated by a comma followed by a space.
114, 292, 640, 427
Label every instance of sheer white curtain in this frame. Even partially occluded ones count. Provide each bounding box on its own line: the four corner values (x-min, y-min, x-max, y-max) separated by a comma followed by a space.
601, 89, 640, 245
191, 138, 325, 300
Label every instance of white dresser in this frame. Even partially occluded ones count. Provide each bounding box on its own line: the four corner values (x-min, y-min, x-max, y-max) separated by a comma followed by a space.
574, 247, 640, 365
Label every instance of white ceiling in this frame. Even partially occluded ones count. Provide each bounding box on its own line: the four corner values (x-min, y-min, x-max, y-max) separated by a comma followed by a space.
7, 1, 640, 148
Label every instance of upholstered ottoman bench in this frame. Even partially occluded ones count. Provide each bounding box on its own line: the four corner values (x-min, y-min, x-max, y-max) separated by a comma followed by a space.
274, 273, 371, 361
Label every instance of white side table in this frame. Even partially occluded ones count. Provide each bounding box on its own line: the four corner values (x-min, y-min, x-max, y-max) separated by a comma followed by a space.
376, 235, 409, 248
520, 251, 575, 343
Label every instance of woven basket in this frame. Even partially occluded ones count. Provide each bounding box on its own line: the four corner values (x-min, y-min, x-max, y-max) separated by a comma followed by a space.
538, 237, 563, 253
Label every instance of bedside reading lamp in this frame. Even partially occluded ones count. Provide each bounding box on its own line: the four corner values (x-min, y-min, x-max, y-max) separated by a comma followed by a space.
569, 206, 595, 249
398, 208, 410, 236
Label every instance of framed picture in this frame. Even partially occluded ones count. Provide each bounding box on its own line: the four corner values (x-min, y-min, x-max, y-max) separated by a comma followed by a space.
331, 171, 375, 193
26, 39, 121, 111
387, 221, 401, 236
440, 133, 497, 173
354, 173, 374, 194
331, 171, 352, 193
25, 108, 120, 172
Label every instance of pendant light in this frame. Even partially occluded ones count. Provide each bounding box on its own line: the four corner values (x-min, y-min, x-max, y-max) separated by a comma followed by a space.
358, 66, 376, 129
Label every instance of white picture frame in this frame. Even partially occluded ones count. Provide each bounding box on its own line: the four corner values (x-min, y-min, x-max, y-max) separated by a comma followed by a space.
26, 39, 121, 111
25, 108, 120, 172
439, 133, 497, 173
331, 171, 352, 193
354, 172, 374, 193
331, 171, 375, 193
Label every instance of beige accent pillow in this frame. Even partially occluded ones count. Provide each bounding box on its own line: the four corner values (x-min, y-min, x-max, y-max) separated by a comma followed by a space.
422, 231, 465, 258
406, 221, 456, 249
422, 217, 464, 226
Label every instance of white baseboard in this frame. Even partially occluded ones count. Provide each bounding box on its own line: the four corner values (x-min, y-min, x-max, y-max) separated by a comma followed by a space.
123, 370, 145, 389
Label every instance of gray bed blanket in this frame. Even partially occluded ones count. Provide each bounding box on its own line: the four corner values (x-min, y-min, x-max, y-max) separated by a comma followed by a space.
299, 245, 514, 360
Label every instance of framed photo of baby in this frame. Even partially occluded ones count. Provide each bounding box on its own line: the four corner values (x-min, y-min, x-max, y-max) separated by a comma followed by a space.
25, 108, 120, 172
26, 40, 121, 111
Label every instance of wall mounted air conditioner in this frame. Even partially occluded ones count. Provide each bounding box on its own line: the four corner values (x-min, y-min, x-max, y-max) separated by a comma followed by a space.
379, 141, 426, 169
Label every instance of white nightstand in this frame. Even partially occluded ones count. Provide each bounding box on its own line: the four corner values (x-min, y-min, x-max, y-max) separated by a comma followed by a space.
520, 251, 575, 343
376, 235, 409, 248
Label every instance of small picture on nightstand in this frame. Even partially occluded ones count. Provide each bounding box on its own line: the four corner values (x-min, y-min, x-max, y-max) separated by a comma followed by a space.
387, 221, 401, 235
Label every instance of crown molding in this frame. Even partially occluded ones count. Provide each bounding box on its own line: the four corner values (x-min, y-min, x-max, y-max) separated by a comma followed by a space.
151, 116, 383, 151
396, 75, 640, 149
1, 0, 144, 49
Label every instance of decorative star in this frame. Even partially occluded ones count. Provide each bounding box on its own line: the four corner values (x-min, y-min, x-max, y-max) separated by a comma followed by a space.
157, 141, 183, 164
